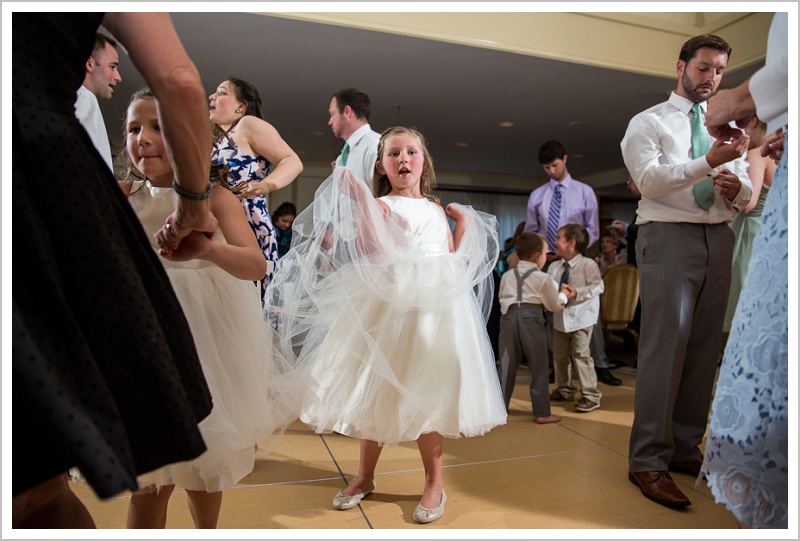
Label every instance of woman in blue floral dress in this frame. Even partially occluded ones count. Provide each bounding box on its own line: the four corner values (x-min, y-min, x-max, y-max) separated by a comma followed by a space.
210, 78, 303, 304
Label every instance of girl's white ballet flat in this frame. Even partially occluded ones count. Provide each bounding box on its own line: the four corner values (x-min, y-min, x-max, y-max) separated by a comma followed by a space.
332, 480, 376, 510
412, 488, 447, 524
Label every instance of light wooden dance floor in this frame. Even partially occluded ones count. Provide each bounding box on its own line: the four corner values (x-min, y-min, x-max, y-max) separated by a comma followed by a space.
75, 352, 739, 534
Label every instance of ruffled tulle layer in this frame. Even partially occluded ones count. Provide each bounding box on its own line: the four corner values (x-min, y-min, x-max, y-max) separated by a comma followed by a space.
266, 168, 507, 446
138, 265, 298, 492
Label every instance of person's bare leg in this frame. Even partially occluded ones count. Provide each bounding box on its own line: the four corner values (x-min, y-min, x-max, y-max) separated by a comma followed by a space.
127, 485, 175, 528
186, 490, 223, 528
341, 439, 383, 496
416, 432, 444, 508
12, 473, 96, 528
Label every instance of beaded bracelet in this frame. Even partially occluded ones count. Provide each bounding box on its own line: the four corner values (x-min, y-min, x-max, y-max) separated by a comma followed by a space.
172, 179, 213, 201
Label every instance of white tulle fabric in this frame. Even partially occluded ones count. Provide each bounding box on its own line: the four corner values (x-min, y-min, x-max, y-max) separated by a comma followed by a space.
130, 182, 298, 492
265, 168, 507, 446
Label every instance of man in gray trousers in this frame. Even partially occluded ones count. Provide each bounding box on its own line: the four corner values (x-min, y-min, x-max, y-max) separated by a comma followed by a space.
620, 33, 751, 508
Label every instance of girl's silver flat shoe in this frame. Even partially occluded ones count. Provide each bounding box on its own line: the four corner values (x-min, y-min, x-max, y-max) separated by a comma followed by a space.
412, 488, 447, 524
332, 480, 376, 510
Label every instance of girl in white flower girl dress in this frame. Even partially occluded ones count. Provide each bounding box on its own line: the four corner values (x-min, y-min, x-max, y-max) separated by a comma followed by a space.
266, 126, 507, 524
119, 88, 294, 528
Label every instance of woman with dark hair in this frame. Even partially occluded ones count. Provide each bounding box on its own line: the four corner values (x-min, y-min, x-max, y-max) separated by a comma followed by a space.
209, 77, 303, 301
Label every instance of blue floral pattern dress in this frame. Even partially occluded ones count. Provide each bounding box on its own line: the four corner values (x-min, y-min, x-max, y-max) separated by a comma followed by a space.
212, 136, 277, 303
700, 144, 788, 528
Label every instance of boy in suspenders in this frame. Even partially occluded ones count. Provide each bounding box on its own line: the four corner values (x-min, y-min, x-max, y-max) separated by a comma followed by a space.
497, 233, 572, 423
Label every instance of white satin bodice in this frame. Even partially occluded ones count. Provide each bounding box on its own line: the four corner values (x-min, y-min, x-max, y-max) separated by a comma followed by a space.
379, 196, 449, 254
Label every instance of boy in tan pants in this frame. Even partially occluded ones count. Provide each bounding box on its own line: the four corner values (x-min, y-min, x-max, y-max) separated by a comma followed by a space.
547, 224, 604, 412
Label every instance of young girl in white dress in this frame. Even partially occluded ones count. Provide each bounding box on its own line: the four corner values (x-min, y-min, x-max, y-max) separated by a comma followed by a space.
119, 88, 295, 528
266, 126, 507, 524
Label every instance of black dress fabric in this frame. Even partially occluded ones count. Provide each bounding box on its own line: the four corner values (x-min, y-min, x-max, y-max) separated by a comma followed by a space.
11, 13, 213, 499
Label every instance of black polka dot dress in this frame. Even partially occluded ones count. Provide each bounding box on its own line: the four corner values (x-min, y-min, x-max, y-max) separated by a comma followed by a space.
11, 13, 213, 499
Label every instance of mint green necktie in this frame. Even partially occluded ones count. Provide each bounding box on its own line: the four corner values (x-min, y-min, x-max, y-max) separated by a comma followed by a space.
339, 142, 350, 166
691, 103, 715, 210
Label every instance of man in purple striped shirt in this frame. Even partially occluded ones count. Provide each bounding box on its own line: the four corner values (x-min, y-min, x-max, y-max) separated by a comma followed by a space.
524, 140, 601, 386
524, 140, 600, 264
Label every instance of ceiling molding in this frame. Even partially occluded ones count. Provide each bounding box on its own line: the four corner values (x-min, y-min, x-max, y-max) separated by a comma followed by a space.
581, 11, 757, 35
265, 11, 771, 77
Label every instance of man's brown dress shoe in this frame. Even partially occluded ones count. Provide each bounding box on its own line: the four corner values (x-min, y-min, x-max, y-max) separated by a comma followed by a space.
668, 458, 703, 477
628, 471, 691, 507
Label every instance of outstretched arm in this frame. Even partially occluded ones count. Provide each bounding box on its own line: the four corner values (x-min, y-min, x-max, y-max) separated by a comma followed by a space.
160, 187, 267, 281
705, 82, 756, 136
761, 132, 786, 164
237, 116, 304, 197
103, 13, 216, 249
321, 169, 389, 258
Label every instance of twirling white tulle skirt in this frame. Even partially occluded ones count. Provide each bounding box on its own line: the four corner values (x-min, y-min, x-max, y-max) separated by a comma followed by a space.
266, 169, 507, 446
137, 265, 298, 492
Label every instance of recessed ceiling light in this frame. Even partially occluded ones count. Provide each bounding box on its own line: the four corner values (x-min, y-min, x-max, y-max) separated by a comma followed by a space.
499, 121, 514, 128
456, 142, 469, 148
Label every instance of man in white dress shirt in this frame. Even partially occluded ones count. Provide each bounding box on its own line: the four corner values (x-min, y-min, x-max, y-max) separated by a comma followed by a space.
620, 34, 752, 508
328, 87, 381, 186
74, 33, 121, 172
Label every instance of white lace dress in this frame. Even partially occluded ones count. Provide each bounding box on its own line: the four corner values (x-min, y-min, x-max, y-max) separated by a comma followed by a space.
700, 147, 788, 528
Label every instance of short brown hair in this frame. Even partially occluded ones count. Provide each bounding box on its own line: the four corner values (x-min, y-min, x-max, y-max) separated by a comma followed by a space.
538, 140, 567, 165
559, 224, 589, 253
515, 232, 546, 260
333, 87, 371, 120
92, 33, 118, 57
679, 34, 732, 63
